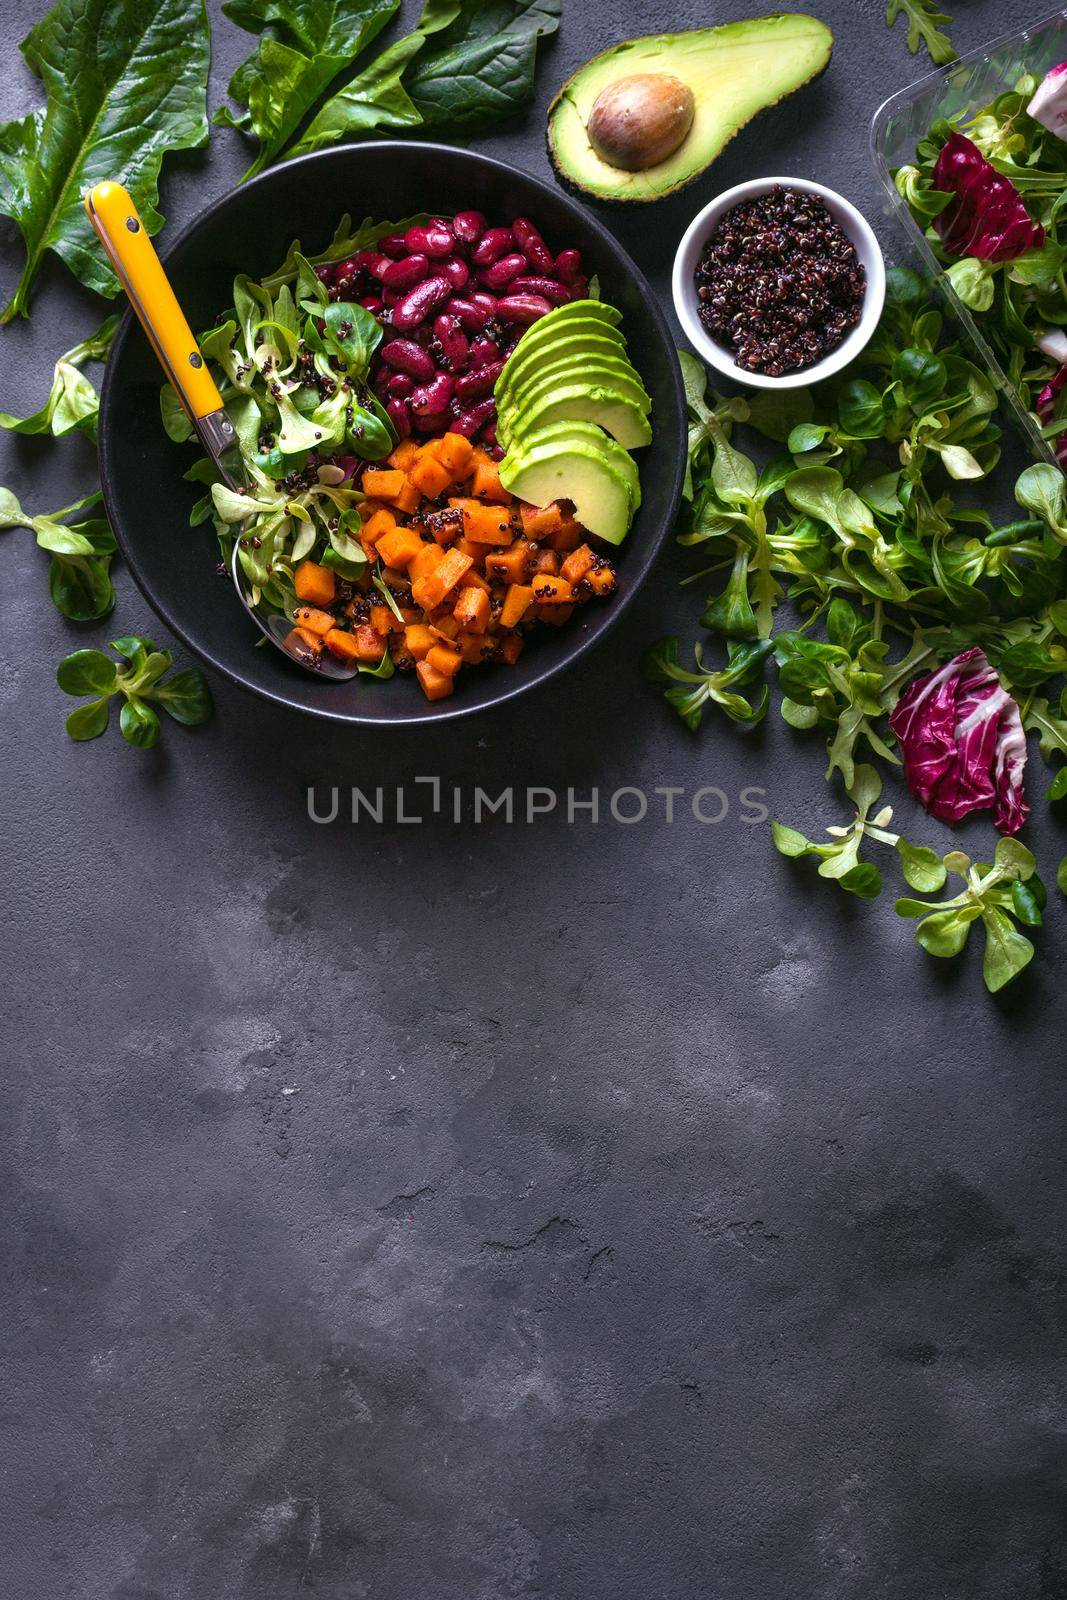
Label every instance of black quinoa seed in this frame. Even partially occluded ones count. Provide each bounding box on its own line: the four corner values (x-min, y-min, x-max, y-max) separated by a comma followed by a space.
694, 186, 866, 377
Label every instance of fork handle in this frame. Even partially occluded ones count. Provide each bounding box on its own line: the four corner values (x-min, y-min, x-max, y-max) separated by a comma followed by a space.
84, 182, 224, 423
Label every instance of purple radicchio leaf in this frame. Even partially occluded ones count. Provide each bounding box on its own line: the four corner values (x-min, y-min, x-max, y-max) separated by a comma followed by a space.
889, 647, 1030, 835
1037, 362, 1067, 466
1028, 61, 1067, 142
932, 132, 1045, 262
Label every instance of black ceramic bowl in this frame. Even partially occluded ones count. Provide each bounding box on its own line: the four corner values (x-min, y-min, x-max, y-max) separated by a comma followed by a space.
98, 143, 686, 725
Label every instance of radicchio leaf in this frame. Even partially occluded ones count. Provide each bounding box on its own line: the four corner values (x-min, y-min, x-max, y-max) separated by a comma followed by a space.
1027, 61, 1067, 143
1037, 362, 1067, 467
889, 647, 1030, 835
932, 132, 1045, 262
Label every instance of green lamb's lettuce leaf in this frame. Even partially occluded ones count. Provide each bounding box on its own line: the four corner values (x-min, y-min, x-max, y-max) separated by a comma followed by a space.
1, 486, 116, 619
0, 313, 119, 441
0, 0, 210, 321
58, 636, 214, 748
215, 0, 402, 179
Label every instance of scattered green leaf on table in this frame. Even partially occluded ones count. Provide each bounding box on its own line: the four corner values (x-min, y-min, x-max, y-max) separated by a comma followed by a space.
1, 485, 115, 619
885, 0, 956, 66
0, 313, 118, 440
0, 0, 210, 321
57, 637, 214, 748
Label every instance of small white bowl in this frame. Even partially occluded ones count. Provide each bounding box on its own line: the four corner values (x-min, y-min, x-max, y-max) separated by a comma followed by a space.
672, 176, 886, 391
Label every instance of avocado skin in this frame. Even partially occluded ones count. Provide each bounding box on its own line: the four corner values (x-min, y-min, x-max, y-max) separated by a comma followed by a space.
547, 15, 835, 205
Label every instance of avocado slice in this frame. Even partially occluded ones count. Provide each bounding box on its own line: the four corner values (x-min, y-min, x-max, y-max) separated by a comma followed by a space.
497, 321, 627, 409
503, 355, 651, 421
501, 383, 653, 451
500, 423, 637, 544
547, 15, 834, 203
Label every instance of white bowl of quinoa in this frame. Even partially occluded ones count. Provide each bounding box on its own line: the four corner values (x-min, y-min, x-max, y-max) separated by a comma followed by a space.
673, 176, 886, 390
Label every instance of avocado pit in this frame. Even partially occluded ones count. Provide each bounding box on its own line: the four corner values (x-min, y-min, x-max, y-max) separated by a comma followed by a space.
586, 73, 695, 173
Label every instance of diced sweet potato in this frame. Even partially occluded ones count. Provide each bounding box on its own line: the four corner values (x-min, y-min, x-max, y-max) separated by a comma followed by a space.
404, 623, 436, 660
412, 547, 473, 611
532, 549, 559, 576
458, 631, 491, 664
408, 450, 453, 500
426, 642, 462, 678
369, 604, 400, 636
284, 625, 325, 659
560, 544, 595, 586
469, 450, 511, 503
387, 439, 420, 472
532, 574, 573, 604
293, 605, 336, 636
453, 586, 491, 633
375, 525, 425, 570
500, 634, 524, 664
448, 498, 514, 544
537, 602, 575, 627
499, 583, 534, 628
519, 503, 563, 540
322, 628, 361, 662
409, 542, 447, 583
363, 508, 397, 545
417, 659, 454, 701
432, 431, 475, 478
485, 544, 531, 584
549, 515, 584, 552
584, 562, 617, 596
361, 468, 406, 500
293, 560, 336, 607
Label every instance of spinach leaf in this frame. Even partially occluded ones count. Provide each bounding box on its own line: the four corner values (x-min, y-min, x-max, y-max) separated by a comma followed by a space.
405, 0, 560, 132
215, 0, 401, 179
0, 0, 210, 321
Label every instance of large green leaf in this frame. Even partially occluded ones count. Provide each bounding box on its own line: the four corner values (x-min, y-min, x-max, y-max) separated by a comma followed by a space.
406, 0, 559, 130
215, 0, 401, 179
0, 0, 210, 322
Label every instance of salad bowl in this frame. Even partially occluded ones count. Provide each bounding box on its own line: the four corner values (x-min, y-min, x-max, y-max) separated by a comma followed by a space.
97, 142, 687, 726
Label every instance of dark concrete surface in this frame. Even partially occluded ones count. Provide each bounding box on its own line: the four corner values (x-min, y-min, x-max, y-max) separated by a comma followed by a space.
3, 2, 1067, 1596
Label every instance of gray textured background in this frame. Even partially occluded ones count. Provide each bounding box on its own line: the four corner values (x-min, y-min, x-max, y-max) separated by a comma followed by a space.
3, 2, 1067, 1596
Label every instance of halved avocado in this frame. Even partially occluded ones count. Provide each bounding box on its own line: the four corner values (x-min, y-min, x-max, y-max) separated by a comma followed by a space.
500, 383, 653, 451
504, 355, 651, 421
500, 423, 637, 544
548, 15, 834, 203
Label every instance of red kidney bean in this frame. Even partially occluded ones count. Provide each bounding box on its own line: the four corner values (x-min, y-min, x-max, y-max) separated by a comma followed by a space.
512, 218, 554, 273
410, 371, 455, 418
509, 276, 570, 305
480, 252, 527, 291
468, 335, 501, 369
364, 251, 393, 281
452, 396, 498, 439
481, 421, 499, 448
315, 262, 337, 285
336, 255, 362, 279
379, 338, 436, 381
413, 324, 433, 347
415, 409, 452, 436
452, 210, 486, 246
455, 361, 505, 402
405, 221, 454, 259
486, 442, 505, 461
359, 294, 385, 315
469, 290, 498, 315
568, 276, 590, 301
372, 366, 392, 400
386, 371, 414, 399
470, 227, 514, 267
442, 256, 470, 290
554, 249, 583, 284
381, 253, 429, 290
497, 293, 552, 324
391, 274, 452, 331
387, 398, 412, 439
446, 295, 491, 331
379, 233, 408, 259
433, 313, 470, 372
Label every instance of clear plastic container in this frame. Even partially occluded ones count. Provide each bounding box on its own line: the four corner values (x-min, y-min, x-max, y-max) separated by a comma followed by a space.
870, 8, 1067, 467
